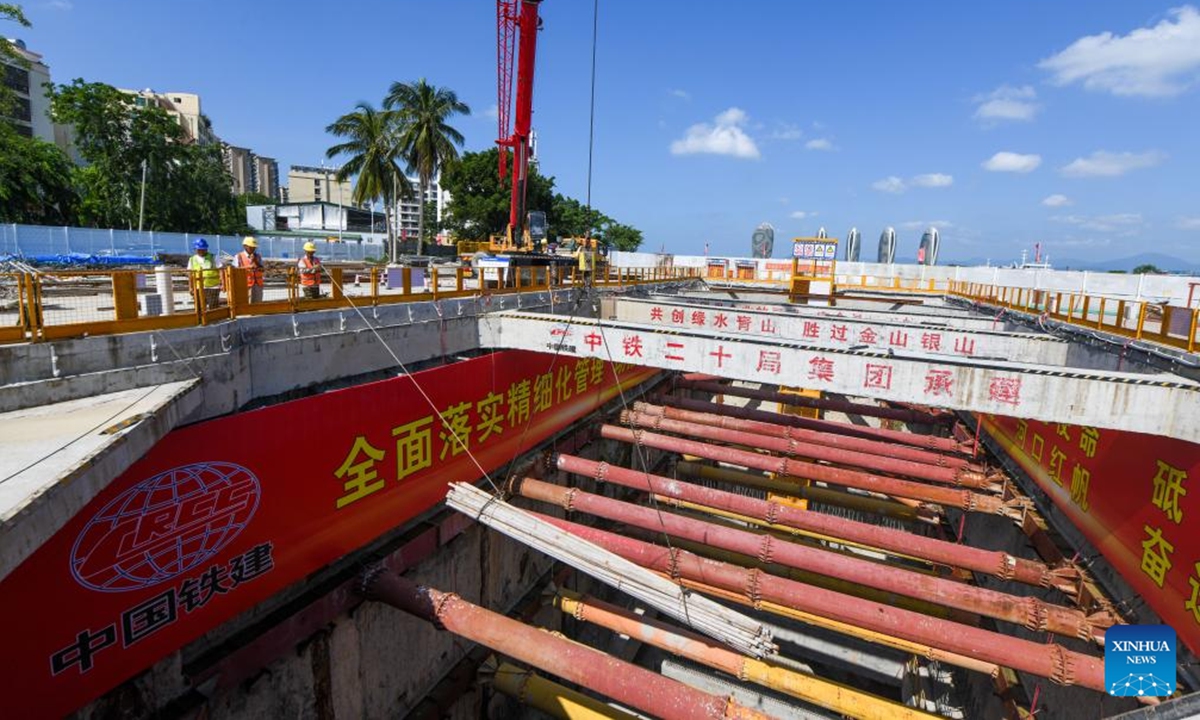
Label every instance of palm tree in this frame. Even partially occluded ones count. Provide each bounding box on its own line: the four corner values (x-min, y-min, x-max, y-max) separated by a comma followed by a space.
385, 79, 470, 255
324, 102, 411, 258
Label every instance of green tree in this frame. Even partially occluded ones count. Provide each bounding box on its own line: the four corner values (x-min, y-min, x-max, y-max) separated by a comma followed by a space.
385, 79, 469, 255
324, 102, 411, 256
49, 79, 242, 234
440, 148, 555, 240
549, 193, 609, 240
1132, 263, 1164, 275
600, 221, 644, 252
0, 123, 77, 224
0, 4, 31, 118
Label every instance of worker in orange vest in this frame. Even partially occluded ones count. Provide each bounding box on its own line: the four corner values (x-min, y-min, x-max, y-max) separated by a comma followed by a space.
235, 236, 265, 303
298, 242, 323, 299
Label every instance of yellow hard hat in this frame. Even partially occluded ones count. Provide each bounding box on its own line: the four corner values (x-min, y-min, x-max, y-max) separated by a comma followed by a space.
242, 236, 258, 248
303, 242, 317, 252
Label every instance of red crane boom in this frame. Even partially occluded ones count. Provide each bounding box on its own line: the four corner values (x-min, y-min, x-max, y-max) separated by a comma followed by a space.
496, 0, 542, 248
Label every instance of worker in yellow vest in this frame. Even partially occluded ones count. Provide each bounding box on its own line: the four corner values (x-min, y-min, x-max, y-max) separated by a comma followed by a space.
297, 242, 323, 299
235, 236, 265, 303
187, 238, 222, 309
575, 241, 594, 284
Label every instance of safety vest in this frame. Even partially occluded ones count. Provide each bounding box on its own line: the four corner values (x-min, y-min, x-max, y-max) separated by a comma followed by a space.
188, 253, 220, 288
577, 250, 594, 271
236, 251, 264, 287
298, 255, 321, 286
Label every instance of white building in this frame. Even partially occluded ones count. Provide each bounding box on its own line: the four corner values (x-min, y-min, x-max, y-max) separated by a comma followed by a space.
2, 39, 54, 143
119, 88, 216, 145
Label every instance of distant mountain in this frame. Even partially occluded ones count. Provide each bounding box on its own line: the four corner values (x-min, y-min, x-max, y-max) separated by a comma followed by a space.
1050, 253, 1200, 274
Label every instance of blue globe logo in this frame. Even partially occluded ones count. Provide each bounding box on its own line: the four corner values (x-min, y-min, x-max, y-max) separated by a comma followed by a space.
70, 462, 261, 592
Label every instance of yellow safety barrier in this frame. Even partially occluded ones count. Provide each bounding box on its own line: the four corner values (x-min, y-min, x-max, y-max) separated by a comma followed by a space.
0, 264, 702, 344
948, 280, 1200, 353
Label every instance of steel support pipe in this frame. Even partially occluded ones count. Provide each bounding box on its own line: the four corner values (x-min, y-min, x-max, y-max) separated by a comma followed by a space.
621, 408, 994, 490
675, 378, 954, 425
557, 455, 1051, 589
601, 425, 1009, 515
656, 394, 970, 454
535, 516, 1106, 693
555, 591, 939, 720
675, 462, 937, 524
360, 570, 774, 720
491, 661, 639, 720
517, 478, 1097, 643
636, 401, 977, 470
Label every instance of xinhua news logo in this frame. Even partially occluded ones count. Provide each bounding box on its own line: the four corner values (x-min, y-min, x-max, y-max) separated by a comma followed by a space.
1105, 624, 1176, 697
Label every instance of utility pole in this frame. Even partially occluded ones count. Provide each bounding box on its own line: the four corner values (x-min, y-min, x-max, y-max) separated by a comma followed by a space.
138, 159, 148, 232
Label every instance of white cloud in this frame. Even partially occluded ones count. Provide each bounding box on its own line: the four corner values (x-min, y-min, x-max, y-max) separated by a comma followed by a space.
872, 176, 907, 194
982, 151, 1042, 173
1178, 216, 1200, 230
901, 220, 955, 230
805, 138, 835, 151
483, 104, 499, 120
44, 0, 73, 8
973, 85, 1038, 122
790, 210, 819, 219
1060, 150, 1166, 177
771, 123, 804, 140
911, 173, 954, 188
1039, 6, 1200, 97
670, 107, 760, 159
668, 89, 691, 100
1051, 213, 1144, 233
1042, 194, 1072, 207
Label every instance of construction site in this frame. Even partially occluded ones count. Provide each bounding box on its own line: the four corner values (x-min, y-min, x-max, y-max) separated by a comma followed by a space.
4, 2, 1200, 719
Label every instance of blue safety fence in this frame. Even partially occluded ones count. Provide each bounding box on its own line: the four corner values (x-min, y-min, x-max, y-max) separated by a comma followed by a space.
0, 223, 386, 264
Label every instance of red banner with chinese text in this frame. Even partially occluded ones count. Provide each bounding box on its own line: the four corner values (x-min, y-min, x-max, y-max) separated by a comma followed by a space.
981, 415, 1200, 653
0, 351, 656, 718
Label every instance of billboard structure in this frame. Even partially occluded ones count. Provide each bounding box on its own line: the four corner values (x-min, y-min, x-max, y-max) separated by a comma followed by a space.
792, 236, 838, 260
751, 222, 775, 258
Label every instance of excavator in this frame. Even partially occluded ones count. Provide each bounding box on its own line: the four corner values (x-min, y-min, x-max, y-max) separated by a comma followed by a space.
464, 0, 598, 281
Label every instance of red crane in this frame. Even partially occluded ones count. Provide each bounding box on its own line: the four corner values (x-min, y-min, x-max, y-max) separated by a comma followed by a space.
496, 0, 542, 250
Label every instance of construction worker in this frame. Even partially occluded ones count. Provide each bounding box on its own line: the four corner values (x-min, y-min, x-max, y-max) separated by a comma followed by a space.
575, 239, 594, 284
235, 236, 265, 303
297, 242, 323, 299
187, 238, 222, 309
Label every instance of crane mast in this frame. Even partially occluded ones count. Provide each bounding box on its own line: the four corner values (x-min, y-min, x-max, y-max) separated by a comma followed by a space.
496, 0, 542, 250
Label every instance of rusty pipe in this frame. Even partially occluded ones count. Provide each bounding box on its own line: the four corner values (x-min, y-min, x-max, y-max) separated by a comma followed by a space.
675, 379, 953, 425
555, 591, 940, 720
622, 408, 993, 490
601, 425, 1005, 515
636, 401, 977, 470
558, 455, 1050, 588
518, 478, 1094, 643
533, 516, 1106, 693
361, 570, 775, 720
675, 462, 938, 524
658, 394, 970, 454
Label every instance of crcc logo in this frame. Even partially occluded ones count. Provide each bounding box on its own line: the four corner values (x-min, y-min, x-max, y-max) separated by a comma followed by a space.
70, 462, 261, 592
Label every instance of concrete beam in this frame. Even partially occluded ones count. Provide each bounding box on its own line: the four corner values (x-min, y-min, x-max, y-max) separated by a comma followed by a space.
479, 312, 1200, 442
0, 379, 202, 582
651, 294, 1003, 331
612, 298, 1069, 365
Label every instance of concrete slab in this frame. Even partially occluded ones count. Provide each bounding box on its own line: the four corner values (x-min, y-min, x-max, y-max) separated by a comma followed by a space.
0, 379, 202, 581
611, 298, 1070, 365
480, 312, 1200, 442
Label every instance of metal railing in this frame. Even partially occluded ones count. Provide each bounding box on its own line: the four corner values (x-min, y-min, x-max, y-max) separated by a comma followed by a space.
0, 264, 702, 344
948, 281, 1200, 353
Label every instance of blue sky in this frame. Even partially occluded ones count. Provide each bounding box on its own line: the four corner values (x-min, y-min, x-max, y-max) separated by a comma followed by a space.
13, 1, 1200, 263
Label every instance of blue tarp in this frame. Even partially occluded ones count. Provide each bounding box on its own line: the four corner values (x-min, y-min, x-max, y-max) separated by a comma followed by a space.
0, 253, 160, 266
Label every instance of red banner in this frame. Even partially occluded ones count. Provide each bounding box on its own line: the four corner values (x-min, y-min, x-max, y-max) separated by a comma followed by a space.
0, 351, 656, 717
982, 415, 1200, 653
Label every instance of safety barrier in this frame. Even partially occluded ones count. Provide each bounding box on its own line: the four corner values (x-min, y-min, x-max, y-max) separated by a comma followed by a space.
0, 264, 702, 344
948, 281, 1200, 353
